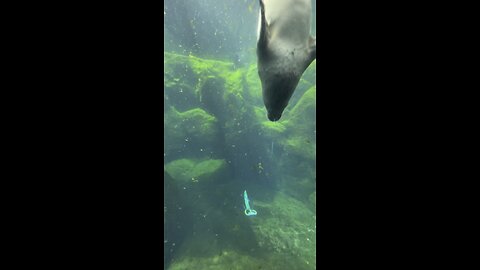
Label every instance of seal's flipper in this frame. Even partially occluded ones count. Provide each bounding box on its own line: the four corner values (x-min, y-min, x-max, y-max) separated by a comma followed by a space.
257, 0, 268, 52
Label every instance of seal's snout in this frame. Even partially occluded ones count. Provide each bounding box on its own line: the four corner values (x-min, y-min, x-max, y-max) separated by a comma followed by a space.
267, 111, 282, 122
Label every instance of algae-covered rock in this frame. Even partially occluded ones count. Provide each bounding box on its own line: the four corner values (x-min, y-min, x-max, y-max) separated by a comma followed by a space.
278, 86, 316, 161
190, 159, 227, 181
250, 192, 316, 269
244, 63, 263, 107
164, 52, 270, 184
164, 52, 260, 132
284, 86, 316, 129
277, 174, 316, 205
262, 121, 286, 133
168, 249, 258, 270
281, 136, 315, 161
164, 52, 317, 270
168, 246, 313, 270
164, 107, 220, 159
168, 209, 316, 270
197, 76, 226, 119
164, 53, 201, 112
302, 60, 316, 85
271, 86, 316, 196
188, 53, 234, 77
180, 108, 218, 137
164, 52, 241, 114
259, 121, 287, 141
165, 179, 316, 270
164, 158, 227, 184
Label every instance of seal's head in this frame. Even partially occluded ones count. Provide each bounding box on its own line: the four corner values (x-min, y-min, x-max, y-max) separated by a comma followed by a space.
259, 70, 300, 122
266, 102, 286, 122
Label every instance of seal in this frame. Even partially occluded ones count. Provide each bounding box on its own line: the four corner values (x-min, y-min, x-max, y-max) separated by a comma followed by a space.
257, 0, 316, 121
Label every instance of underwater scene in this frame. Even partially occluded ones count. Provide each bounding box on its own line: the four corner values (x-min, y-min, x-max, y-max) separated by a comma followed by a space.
164, 0, 316, 269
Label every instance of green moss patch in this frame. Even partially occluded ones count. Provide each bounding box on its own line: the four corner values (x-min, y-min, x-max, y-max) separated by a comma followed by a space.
164, 158, 227, 184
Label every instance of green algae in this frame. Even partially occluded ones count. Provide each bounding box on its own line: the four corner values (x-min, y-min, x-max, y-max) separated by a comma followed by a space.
284, 86, 316, 127
164, 159, 195, 182
260, 121, 287, 140
188, 53, 234, 76
168, 191, 317, 270
223, 69, 244, 97
168, 246, 313, 270
164, 107, 217, 137
302, 60, 317, 85
180, 108, 218, 136
164, 52, 315, 128
284, 60, 316, 107
253, 106, 266, 122
244, 63, 263, 106
168, 248, 271, 270
190, 159, 226, 180
250, 192, 317, 269
164, 107, 219, 157
276, 86, 316, 160
164, 52, 317, 270
164, 52, 256, 126
164, 158, 227, 183
281, 137, 315, 161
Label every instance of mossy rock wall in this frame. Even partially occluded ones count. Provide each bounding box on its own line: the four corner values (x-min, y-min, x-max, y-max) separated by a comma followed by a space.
164, 107, 221, 161
164, 51, 316, 192
276, 86, 316, 201
164, 51, 317, 270
164, 158, 228, 185
163, 157, 244, 226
